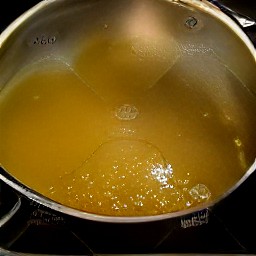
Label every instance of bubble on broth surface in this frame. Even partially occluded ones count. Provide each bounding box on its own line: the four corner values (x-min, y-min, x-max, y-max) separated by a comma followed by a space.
189, 184, 211, 202
49, 139, 211, 216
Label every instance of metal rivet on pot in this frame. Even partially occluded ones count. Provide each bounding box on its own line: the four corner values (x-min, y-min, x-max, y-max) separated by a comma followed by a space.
185, 16, 198, 29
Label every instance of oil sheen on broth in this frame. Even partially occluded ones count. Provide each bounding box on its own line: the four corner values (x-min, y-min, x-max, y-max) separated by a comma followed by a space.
0, 35, 255, 217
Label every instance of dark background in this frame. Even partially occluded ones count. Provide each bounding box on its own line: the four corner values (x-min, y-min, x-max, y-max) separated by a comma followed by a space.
215, 0, 256, 44
0, 0, 41, 32
218, 0, 256, 20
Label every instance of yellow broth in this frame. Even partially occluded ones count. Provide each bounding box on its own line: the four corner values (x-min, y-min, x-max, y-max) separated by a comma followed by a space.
0, 35, 255, 216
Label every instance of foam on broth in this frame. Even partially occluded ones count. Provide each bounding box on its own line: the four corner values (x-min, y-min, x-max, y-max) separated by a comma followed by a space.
0, 34, 255, 217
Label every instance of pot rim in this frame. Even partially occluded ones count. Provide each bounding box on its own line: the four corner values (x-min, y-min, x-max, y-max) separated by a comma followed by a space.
0, 0, 255, 59
0, 0, 255, 223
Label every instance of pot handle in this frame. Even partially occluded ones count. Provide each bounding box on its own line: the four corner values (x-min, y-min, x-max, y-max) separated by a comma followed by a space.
207, 0, 256, 46
0, 189, 21, 228
0, 169, 66, 249
0, 180, 29, 248
207, 0, 256, 28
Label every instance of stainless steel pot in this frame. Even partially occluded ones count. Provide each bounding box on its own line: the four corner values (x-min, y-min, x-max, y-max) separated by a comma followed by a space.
0, 0, 255, 252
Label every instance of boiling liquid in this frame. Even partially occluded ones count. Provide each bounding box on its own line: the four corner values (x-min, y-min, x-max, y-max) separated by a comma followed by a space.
0, 35, 255, 217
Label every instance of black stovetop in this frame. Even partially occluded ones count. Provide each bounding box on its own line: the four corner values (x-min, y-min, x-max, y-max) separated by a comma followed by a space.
0, 1, 256, 255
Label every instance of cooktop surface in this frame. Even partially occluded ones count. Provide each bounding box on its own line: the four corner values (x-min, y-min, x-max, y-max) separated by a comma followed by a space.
0, 1, 256, 255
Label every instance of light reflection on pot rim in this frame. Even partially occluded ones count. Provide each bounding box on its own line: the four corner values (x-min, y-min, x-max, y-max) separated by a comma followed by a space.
0, 159, 255, 223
